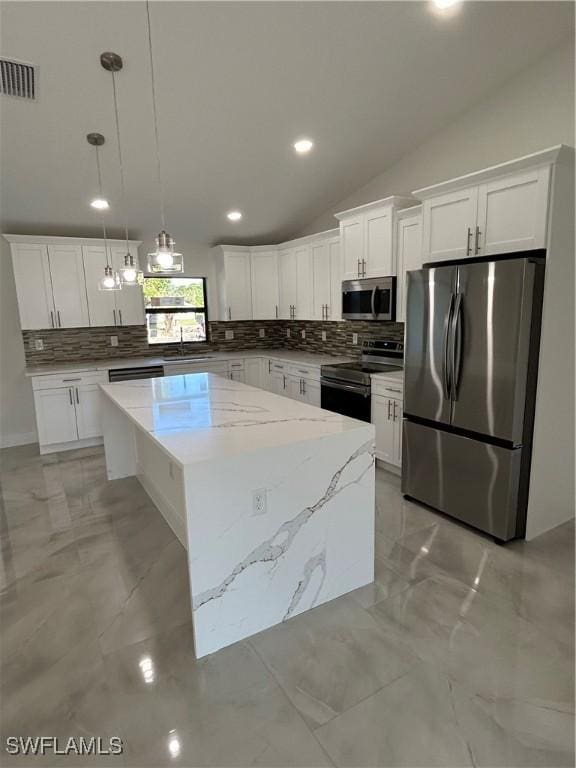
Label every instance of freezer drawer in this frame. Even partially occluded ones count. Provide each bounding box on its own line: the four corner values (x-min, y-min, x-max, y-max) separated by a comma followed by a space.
401, 420, 522, 541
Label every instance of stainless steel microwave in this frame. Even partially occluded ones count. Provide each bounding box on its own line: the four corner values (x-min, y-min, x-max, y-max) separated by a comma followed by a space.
342, 277, 396, 321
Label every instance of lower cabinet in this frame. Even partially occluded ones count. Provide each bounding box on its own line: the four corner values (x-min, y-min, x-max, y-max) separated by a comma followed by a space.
32, 371, 108, 453
244, 358, 262, 388
287, 373, 321, 407
372, 378, 404, 471
227, 360, 246, 383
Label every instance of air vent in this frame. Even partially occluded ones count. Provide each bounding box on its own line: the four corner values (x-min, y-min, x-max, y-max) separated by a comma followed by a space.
0, 58, 36, 99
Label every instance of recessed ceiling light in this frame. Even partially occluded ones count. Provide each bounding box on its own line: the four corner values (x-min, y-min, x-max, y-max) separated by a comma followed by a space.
432, 0, 462, 9
227, 210, 242, 222
294, 138, 314, 154
90, 198, 110, 210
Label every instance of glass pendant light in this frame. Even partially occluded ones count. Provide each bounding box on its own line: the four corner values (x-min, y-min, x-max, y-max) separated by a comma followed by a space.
87, 133, 122, 292
145, 0, 183, 274
100, 51, 143, 286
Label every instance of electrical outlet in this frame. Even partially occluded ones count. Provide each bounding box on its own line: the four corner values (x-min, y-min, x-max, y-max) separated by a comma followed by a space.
286, 328, 291, 338
259, 328, 265, 338
34, 338, 44, 351
252, 488, 267, 515
110, 335, 119, 347
321, 331, 327, 342
352, 333, 358, 345
225, 330, 234, 340
301, 329, 306, 339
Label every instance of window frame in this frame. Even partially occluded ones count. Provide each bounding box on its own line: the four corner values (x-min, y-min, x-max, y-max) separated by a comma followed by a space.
144, 276, 209, 345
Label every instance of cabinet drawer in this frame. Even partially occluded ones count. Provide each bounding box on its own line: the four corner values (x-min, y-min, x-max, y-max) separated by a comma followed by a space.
286, 364, 321, 382
372, 379, 403, 398
228, 360, 245, 370
271, 362, 286, 372
32, 370, 105, 391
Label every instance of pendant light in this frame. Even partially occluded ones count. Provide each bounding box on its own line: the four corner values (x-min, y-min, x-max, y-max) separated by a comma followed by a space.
100, 51, 143, 286
87, 133, 122, 292
145, 0, 183, 274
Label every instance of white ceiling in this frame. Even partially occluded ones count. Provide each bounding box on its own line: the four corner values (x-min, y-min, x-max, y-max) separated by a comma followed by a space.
1, 1, 572, 249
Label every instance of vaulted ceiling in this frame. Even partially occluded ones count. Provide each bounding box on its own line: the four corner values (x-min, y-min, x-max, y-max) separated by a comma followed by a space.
1, 1, 572, 249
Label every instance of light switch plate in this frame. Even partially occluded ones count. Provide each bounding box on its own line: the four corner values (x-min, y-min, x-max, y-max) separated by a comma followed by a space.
301, 329, 306, 339
225, 330, 234, 340
286, 329, 291, 338
259, 328, 265, 338
252, 488, 267, 515
321, 331, 327, 342
34, 338, 44, 351
110, 335, 119, 347
352, 333, 358, 345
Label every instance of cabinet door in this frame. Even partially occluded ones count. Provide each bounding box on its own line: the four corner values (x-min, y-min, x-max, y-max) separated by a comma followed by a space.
110, 246, 145, 326
476, 167, 550, 256
372, 395, 396, 464
260, 359, 275, 391
311, 241, 331, 320
11, 244, 54, 329
340, 215, 364, 280
271, 371, 288, 396
392, 398, 403, 467
278, 249, 297, 319
75, 384, 102, 440
225, 252, 252, 320
251, 250, 279, 320
302, 379, 320, 408
421, 187, 478, 262
228, 361, 246, 383
295, 245, 313, 319
82, 246, 116, 327
244, 358, 262, 388
328, 238, 342, 321
47, 245, 89, 327
396, 213, 423, 323
286, 375, 304, 402
34, 388, 78, 446
365, 206, 393, 277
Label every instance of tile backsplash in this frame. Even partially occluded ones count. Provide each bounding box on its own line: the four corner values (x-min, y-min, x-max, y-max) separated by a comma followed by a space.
22, 320, 404, 366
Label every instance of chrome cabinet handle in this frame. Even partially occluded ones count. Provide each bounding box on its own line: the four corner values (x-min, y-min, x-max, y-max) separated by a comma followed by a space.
325, 304, 330, 319
68, 388, 73, 405
362, 259, 366, 277
393, 401, 397, 421
275, 305, 278, 319
50, 310, 54, 328
302, 379, 306, 395
387, 400, 391, 420
228, 307, 232, 320
118, 309, 123, 326
475, 226, 481, 255
283, 374, 286, 389
113, 309, 117, 326
357, 259, 361, 277
268, 360, 271, 374
466, 227, 472, 256
63, 378, 81, 383
57, 310, 62, 327
75, 387, 80, 404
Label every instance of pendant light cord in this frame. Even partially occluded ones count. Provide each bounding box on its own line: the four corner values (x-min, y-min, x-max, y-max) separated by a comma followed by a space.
94, 145, 109, 265
110, 70, 130, 252
146, 0, 166, 232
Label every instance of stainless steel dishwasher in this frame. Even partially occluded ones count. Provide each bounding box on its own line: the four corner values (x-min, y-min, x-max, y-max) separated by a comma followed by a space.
108, 365, 165, 383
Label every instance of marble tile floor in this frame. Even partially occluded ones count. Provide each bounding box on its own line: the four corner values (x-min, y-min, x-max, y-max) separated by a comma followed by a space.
0, 443, 573, 767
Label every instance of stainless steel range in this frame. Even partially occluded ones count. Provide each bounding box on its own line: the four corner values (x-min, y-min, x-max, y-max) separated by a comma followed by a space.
321, 339, 404, 422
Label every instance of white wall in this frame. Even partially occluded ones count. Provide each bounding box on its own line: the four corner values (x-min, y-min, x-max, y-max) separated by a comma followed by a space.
298, 43, 575, 234
0, 238, 37, 447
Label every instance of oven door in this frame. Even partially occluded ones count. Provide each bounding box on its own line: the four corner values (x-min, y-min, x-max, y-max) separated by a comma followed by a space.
321, 378, 371, 422
342, 278, 395, 321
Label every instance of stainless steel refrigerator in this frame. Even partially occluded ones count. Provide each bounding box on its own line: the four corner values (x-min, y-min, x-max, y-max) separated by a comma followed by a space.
402, 253, 545, 542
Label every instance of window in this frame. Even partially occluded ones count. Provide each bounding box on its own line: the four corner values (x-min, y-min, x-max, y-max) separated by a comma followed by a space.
143, 277, 208, 344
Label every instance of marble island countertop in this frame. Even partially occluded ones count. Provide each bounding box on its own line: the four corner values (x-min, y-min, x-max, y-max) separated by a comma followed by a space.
100, 372, 371, 467
25, 349, 352, 377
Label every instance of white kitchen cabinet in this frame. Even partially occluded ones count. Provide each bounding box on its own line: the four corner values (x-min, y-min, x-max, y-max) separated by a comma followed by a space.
213, 247, 253, 321
75, 384, 103, 440
294, 245, 313, 319
260, 358, 275, 391
328, 238, 342, 321
336, 197, 417, 281
278, 249, 297, 320
244, 358, 262, 388
372, 394, 402, 469
10, 243, 53, 329
250, 250, 279, 320
109, 246, 146, 326
421, 187, 478, 263
34, 388, 79, 446
396, 207, 423, 323
227, 359, 246, 383
476, 167, 550, 255
312, 241, 331, 320
46, 244, 89, 328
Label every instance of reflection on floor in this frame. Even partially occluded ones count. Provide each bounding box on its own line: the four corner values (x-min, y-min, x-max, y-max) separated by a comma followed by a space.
1, 444, 574, 767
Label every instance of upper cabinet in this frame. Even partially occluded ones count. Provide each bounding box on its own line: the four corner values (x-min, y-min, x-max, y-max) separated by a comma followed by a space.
416, 154, 554, 263
213, 246, 253, 321
278, 248, 297, 319
294, 244, 313, 319
250, 249, 279, 320
336, 196, 417, 281
395, 206, 423, 324
311, 234, 341, 321
7, 235, 143, 330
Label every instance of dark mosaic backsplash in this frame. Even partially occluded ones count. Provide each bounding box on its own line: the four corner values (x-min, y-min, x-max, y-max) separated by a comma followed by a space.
22, 319, 404, 366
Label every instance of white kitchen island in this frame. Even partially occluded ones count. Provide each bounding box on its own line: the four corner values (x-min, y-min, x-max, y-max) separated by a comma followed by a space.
100, 373, 375, 658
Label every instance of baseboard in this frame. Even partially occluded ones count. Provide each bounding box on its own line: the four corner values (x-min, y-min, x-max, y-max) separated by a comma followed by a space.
375, 457, 401, 476
0, 431, 38, 449
39, 436, 103, 455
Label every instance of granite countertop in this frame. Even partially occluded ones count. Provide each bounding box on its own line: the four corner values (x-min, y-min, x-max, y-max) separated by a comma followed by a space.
25, 349, 353, 377
100, 373, 371, 467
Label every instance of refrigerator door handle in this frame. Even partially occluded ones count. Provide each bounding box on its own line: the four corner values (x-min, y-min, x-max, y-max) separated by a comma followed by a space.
451, 293, 464, 401
442, 293, 455, 400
